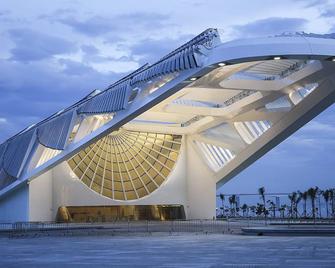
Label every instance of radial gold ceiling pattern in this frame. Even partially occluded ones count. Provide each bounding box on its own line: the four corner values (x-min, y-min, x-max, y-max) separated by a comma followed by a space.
68, 129, 182, 201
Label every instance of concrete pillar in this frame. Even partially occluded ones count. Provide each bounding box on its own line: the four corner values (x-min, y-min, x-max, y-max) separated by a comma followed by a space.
185, 136, 216, 219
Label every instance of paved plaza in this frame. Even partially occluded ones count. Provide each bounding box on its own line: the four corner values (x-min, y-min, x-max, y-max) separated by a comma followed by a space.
1, 234, 335, 267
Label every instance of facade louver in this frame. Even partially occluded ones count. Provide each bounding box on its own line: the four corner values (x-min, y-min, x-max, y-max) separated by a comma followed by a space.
78, 81, 130, 114
37, 110, 76, 150
3, 129, 36, 178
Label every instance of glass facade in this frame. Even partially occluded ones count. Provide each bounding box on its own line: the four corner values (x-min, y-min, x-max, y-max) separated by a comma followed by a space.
57, 205, 185, 222
68, 129, 182, 200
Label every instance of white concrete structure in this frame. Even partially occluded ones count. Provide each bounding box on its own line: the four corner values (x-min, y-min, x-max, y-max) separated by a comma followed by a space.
1, 29, 335, 222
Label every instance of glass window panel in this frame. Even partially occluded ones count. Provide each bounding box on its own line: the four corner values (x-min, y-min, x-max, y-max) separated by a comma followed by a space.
155, 176, 164, 185
104, 179, 113, 189
102, 188, 112, 198
68, 130, 181, 201
147, 182, 157, 192
114, 181, 122, 191
141, 174, 151, 184
123, 181, 133, 191
82, 176, 90, 186
148, 168, 157, 178
126, 191, 137, 200
161, 168, 170, 177
132, 179, 143, 189
137, 188, 147, 198
114, 191, 124, 200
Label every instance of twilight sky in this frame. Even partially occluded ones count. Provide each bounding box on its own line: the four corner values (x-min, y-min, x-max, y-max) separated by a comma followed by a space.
0, 0, 335, 194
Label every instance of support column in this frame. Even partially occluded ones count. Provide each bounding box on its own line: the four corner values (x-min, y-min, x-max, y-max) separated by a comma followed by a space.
185, 136, 216, 219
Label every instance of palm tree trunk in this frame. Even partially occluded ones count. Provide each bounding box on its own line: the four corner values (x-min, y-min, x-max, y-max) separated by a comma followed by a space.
332, 196, 335, 218
326, 201, 329, 218
312, 198, 316, 219
303, 201, 307, 218
318, 195, 322, 218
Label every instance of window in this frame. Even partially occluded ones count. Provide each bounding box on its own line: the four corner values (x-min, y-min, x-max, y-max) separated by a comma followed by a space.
194, 140, 234, 172
234, 120, 272, 144
68, 130, 182, 201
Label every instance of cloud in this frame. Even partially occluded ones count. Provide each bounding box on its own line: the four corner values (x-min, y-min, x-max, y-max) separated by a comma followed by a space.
38, 8, 75, 20
320, 5, 335, 18
300, 121, 335, 133
8, 28, 78, 62
0, 118, 7, 124
0, 58, 125, 142
282, 119, 335, 150
0, 9, 13, 23
81, 44, 99, 55
58, 16, 117, 37
0, 10, 10, 16
57, 13, 171, 38
129, 34, 194, 64
298, 0, 328, 8
233, 17, 308, 38
58, 58, 98, 76
80, 44, 132, 64
285, 136, 334, 149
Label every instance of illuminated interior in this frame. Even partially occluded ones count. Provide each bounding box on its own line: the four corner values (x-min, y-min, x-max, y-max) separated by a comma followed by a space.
68, 129, 182, 200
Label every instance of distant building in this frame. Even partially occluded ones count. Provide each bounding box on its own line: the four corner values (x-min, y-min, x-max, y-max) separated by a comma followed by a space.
0, 29, 335, 222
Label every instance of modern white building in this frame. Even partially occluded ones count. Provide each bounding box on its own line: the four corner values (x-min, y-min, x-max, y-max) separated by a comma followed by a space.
1, 29, 335, 222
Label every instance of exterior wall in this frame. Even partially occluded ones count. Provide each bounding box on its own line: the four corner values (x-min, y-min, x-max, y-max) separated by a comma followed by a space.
185, 136, 216, 219
29, 170, 53, 221
50, 139, 188, 220
27, 136, 217, 221
0, 184, 29, 222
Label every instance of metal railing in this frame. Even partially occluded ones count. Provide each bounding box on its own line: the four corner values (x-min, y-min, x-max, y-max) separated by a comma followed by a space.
0, 219, 252, 236
1, 218, 334, 238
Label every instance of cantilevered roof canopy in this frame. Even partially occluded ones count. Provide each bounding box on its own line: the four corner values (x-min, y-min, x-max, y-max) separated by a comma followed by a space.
1, 28, 335, 199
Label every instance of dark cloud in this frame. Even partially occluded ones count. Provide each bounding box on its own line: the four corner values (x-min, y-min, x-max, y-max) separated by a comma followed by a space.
233, 17, 308, 38
0, 58, 124, 142
56, 12, 171, 38
8, 28, 78, 62
81, 44, 99, 55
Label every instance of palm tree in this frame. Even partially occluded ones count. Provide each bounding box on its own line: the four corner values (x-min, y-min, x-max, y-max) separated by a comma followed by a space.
228, 195, 237, 217
288, 192, 297, 218
241, 204, 248, 217
256, 203, 264, 217
295, 194, 302, 218
228, 196, 233, 216
299, 191, 308, 218
258, 187, 266, 207
219, 193, 225, 217
249, 205, 256, 217
330, 189, 335, 218
308, 187, 318, 219
322, 190, 331, 218
267, 200, 276, 218
317, 188, 322, 218
279, 205, 287, 218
